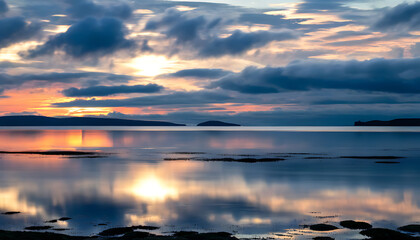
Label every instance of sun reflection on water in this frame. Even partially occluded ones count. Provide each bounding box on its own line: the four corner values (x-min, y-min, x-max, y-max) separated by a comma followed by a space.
130, 176, 178, 201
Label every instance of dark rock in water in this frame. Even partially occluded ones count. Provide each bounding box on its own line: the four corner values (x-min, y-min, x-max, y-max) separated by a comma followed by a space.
99, 225, 159, 236
46, 219, 58, 223
375, 161, 400, 164
52, 228, 70, 231
24, 226, 53, 230
59, 217, 72, 221
164, 157, 286, 163
197, 121, 240, 127
1, 212, 20, 215
97, 223, 108, 226
309, 224, 339, 231
398, 225, 420, 233
173, 231, 237, 240
0, 230, 238, 240
340, 156, 403, 160
360, 228, 417, 240
313, 237, 334, 240
169, 152, 206, 155
164, 158, 194, 161
99, 227, 135, 236
173, 231, 200, 237
119, 231, 153, 239
134, 225, 159, 231
340, 220, 372, 229
203, 158, 285, 163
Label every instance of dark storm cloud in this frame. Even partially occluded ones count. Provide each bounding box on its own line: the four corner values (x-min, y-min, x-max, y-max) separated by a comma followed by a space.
0, 17, 41, 49
0, 0, 8, 14
25, 17, 135, 58
311, 96, 417, 105
0, 72, 132, 86
53, 91, 232, 107
145, 8, 298, 57
297, 0, 351, 13
164, 69, 232, 79
62, 84, 164, 97
209, 58, 420, 94
144, 8, 211, 43
373, 2, 420, 31
199, 30, 297, 57
65, 0, 132, 20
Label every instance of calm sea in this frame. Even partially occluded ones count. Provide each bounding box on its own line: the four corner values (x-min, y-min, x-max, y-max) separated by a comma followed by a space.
1, 126, 420, 239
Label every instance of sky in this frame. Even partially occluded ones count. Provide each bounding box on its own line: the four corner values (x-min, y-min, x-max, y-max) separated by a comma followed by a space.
0, 0, 419, 125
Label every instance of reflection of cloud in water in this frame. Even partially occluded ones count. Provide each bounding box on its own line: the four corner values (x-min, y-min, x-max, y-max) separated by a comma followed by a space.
0, 188, 44, 216
0, 130, 420, 236
113, 162, 420, 231
208, 137, 274, 149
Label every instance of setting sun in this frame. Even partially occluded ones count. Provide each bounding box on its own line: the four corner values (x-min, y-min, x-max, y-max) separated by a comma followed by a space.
128, 55, 176, 77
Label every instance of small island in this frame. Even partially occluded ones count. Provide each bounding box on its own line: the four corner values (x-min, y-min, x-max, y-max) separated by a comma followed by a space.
355, 118, 420, 126
0, 116, 185, 126
197, 121, 241, 126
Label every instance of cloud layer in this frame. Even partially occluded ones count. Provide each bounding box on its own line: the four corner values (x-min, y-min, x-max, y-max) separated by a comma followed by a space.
210, 58, 420, 94
63, 84, 164, 97
25, 17, 135, 58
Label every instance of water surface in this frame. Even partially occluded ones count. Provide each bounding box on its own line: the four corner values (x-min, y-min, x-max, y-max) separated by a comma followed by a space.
1, 127, 420, 239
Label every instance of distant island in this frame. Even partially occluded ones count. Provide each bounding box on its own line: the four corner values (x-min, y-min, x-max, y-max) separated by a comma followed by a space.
197, 121, 241, 126
355, 118, 420, 126
0, 116, 185, 126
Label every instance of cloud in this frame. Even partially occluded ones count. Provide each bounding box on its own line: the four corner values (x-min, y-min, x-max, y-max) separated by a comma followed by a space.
323, 30, 372, 40
199, 30, 297, 57
0, 71, 132, 86
164, 68, 232, 79
374, 2, 420, 31
145, 8, 298, 57
53, 91, 232, 107
62, 84, 164, 97
296, 0, 350, 13
0, 17, 41, 48
410, 43, 420, 57
144, 8, 211, 44
238, 13, 304, 29
65, 0, 132, 20
209, 58, 420, 94
0, 0, 8, 14
141, 40, 153, 52
25, 17, 135, 58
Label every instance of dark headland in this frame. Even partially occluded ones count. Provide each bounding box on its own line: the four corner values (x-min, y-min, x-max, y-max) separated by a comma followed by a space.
197, 121, 241, 126
0, 116, 185, 126
355, 118, 420, 126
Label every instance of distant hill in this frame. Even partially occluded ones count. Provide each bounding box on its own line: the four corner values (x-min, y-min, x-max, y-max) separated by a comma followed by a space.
355, 118, 420, 126
0, 116, 186, 126
197, 120, 241, 126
